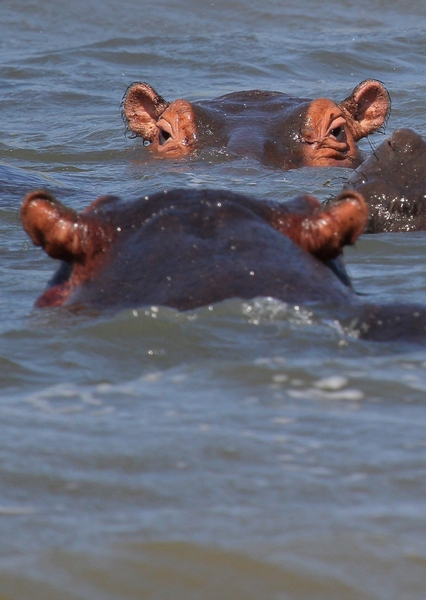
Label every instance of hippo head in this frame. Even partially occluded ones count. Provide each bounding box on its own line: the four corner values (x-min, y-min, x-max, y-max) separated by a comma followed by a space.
21, 188, 366, 310
347, 128, 426, 232
122, 80, 390, 169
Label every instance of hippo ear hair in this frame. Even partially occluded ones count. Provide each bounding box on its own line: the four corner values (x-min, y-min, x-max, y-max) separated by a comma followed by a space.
121, 82, 170, 140
339, 79, 391, 140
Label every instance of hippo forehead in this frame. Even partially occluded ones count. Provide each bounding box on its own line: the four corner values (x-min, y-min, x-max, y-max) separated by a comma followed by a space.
82, 188, 293, 228
196, 91, 310, 135
369, 128, 426, 168
193, 93, 311, 166
349, 128, 426, 189
83, 187, 325, 218
387, 128, 426, 155
199, 90, 310, 114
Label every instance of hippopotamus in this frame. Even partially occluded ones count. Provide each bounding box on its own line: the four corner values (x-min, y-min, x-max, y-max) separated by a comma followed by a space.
346, 128, 426, 232
21, 187, 426, 342
21, 188, 366, 310
121, 79, 390, 170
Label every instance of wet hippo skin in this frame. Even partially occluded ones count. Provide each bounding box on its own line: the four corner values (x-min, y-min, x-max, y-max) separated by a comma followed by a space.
21, 188, 367, 310
347, 128, 426, 232
122, 80, 390, 169
21, 187, 426, 342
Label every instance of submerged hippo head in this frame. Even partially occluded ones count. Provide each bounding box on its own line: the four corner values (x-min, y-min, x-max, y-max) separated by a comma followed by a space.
122, 80, 390, 169
21, 188, 367, 310
347, 128, 426, 232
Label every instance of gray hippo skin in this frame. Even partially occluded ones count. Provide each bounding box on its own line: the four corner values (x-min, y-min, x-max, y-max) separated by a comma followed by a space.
21, 190, 426, 342
347, 128, 426, 232
21, 187, 426, 342
21, 188, 365, 309
122, 80, 390, 170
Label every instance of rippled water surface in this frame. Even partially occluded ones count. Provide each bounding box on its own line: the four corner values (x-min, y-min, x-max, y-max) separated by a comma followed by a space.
1, 1, 426, 598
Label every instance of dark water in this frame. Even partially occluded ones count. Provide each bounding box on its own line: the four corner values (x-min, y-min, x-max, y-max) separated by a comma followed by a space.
1, 1, 426, 598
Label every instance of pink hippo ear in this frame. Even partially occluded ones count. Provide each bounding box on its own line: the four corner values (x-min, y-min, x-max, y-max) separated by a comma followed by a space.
339, 79, 391, 141
122, 82, 170, 141
21, 191, 85, 262
21, 190, 113, 265
276, 191, 368, 260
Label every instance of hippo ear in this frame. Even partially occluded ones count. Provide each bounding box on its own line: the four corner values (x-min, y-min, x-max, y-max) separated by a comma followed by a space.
121, 82, 170, 140
21, 191, 86, 263
280, 191, 368, 260
339, 79, 391, 140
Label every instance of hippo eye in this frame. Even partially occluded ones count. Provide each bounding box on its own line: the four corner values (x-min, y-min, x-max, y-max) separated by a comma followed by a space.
330, 126, 344, 141
159, 128, 172, 145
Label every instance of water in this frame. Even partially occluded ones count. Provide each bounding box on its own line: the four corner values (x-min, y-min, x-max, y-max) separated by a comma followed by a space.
1, 0, 426, 598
